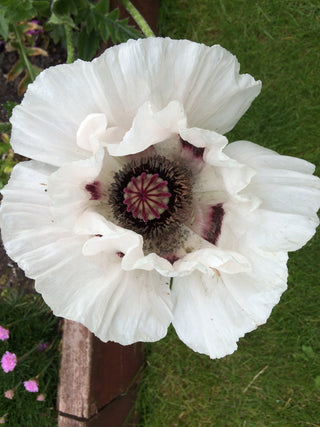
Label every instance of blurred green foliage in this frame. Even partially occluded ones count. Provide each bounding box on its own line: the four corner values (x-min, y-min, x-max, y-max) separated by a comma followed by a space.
0, 0, 142, 62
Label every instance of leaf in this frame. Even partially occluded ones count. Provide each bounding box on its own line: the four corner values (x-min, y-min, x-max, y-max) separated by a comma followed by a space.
77, 29, 100, 61
1, 0, 35, 24
7, 59, 25, 82
0, 10, 9, 40
49, 0, 87, 28
25, 46, 48, 56
48, 12, 77, 28
32, 0, 51, 15
18, 65, 41, 95
18, 73, 31, 95
47, 23, 66, 45
94, 0, 109, 15
82, 9, 97, 34
51, 0, 87, 17
101, 12, 142, 44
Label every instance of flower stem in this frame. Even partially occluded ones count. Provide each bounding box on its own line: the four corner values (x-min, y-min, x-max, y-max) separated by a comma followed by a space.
119, 0, 155, 37
64, 25, 75, 63
12, 25, 36, 82
35, 355, 56, 380
19, 343, 41, 363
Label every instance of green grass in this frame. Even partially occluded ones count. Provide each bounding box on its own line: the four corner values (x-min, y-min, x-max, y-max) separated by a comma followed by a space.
0, 289, 59, 426
136, 1, 320, 426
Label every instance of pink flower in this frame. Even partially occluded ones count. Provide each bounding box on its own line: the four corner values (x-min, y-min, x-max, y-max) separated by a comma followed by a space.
1, 351, 17, 373
4, 389, 14, 399
36, 394, 45, 401
37, 342, 49, 352
23, 379, 39, 393
0, 414, 6, 424
0, 326, 9, 341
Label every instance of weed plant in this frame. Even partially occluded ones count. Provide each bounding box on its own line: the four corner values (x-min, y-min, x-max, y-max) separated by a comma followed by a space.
136, 1, 320, 426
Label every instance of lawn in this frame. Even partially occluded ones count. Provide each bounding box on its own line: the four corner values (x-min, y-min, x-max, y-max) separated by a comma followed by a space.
136, 1, 320, 426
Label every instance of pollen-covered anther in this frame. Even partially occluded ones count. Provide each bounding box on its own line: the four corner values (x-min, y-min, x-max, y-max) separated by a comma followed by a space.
123, 172, 171, 223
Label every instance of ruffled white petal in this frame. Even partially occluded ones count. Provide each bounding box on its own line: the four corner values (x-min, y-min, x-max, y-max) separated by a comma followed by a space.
174, 246, 250, 276
172, 249, 288, 358
94, 38, 261, 132
34, 237, 173, 345
0, 161, 173, 344
180, 127, 228, 158
224, 140, 316, 174
10, 60, 107, 166
106, 100, 187, 156
76, 113, 108, 153
223, 141, 320, 251
221, 249, 288, 324
73, 209, 173, 275
47, 148, 105, 228
181, 127, 256, 200
172, 271, 253, 359
10, 38, 260, 165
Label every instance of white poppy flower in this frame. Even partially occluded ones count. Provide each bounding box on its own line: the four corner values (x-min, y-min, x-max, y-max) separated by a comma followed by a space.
1, 38, 319, 359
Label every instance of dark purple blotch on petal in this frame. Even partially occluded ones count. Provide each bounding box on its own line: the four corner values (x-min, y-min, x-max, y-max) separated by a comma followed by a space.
117, 251, 125, 258
180, 136, 205, 159
163, 254, 180, 265
204, 203, 224, 245
85, 181, 102, 200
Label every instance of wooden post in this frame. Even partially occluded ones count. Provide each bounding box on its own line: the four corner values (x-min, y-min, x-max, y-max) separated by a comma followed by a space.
58, 321, 144, 426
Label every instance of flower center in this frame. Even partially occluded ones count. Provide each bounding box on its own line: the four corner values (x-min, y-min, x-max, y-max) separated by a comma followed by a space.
108, 155, 193, 255
123, 172, 171, 223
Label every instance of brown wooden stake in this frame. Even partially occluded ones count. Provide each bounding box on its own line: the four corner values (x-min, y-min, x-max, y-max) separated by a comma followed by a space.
58, 321, 144, 426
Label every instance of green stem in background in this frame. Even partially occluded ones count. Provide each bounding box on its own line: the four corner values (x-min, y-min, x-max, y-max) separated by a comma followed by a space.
64, 25, 75, 63
12, 25, 36, 83
119, 0, 155, 37
18, 343, 42, 364
35, 357, 56, 380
